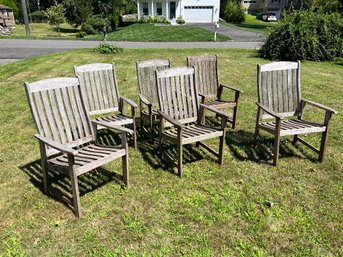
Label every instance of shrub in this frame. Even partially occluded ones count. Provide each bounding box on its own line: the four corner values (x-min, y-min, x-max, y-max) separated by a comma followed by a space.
31, 10, 48, 23
260, 10, 343, 61
75, 31, 86, 38
94, 44, 124, 54
176, 16, 185, 25
81, 15, 112, 35
223, 0, 245, 23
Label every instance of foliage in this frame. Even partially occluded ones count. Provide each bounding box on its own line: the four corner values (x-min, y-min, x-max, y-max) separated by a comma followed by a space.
176, 16, 185, 25
63, 0, 93, 27
81, 15, 112, 36
139, 16, 170, 24
93, 43, 124, 54
0, 0, 19, 17
313, 0, 343, 13
223, 0, 245, 23
30, 10, 48, 23
45, 4, 65, 34
260, 10, 343, 61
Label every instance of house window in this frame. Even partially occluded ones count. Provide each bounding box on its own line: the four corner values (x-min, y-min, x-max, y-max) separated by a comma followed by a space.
156, 2, 162, 15
142, 2, 149, 15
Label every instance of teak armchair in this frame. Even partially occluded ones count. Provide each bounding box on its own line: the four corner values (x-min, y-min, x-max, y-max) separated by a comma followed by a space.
187, 55, 242, 128
156, 67, 230, 177
24, 78, 131, 218
253, 61, 338, 166
74, 63, 137, 148
136, 59, 171, 138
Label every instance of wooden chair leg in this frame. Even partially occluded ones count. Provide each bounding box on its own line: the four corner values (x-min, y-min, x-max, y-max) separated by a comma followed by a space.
132, 119, 137, 150
319, 130, 329, 162
41, 162, 48, 194
70, 171, 81, 218
252, 127, 259, 147
219, 136, 225, 165
178, 142, 183, 177
122, 154, 129, 187
232, 105, 238, 129
140, 111, 144, 132
273, 133, 281, 166
292, 135, 298, 145
149, 112, 154, 142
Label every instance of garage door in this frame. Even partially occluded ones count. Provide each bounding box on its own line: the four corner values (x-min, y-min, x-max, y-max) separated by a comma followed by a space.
184, 6, 214, 23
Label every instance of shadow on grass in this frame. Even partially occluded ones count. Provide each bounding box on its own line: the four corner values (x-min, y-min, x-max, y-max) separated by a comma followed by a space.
56, 27, 80, 33
136, 118, 209, 175
226, 130, 318, 165
19, 131, 128, 212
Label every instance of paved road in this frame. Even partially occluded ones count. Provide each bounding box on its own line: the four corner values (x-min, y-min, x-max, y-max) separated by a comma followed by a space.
0, 23, 263, 65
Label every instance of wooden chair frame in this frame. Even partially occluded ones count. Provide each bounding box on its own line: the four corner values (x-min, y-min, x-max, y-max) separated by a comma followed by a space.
25, 77, 132, 218
136, 59, 171, 139
74, 63, 137, 149
156, 67, 230, 177
187, 55, 242, 129
253, 61, 338, 166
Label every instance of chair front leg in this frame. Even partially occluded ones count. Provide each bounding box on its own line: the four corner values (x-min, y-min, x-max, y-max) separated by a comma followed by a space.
253, 108, 262, 146
273, 120, 281, 166
177, 127, 183, 177
68, 155, 81, 218
159, 117, 165, 151
121, 131, 129, 186
219, 116, 227, 165
39, 141, 48, 194
319, 111, 333, 162
148, 106, 154, 141
231, 91, 240, 129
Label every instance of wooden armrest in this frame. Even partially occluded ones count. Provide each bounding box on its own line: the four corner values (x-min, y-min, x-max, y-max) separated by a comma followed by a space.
220, 84, 243, 93
120, 96, 138, 108
139, 94, 152, 107
91, 120, 133, 135
157, 110, 184, 129
35, 134, 78, 155
256, 103, 283, 120
301, 98, 338, 114
200, 104, 230, 120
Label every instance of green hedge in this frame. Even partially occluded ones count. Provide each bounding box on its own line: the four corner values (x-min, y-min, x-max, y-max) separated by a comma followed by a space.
260, 10, 343, 61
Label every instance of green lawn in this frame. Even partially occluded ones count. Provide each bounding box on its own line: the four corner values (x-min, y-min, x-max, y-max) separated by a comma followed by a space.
0, 49, 342, 256
86, 23, 230, 42
225, 14, 278, 34
7, 22, 230, 42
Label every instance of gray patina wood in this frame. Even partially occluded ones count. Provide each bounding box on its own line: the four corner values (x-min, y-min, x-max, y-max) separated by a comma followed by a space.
156, 67, 230, 177
74, 63, 137, 148
187, 55, 242, 128
253, 61, 338, 166
136, 59, 171, 139
24, 77, 131, 218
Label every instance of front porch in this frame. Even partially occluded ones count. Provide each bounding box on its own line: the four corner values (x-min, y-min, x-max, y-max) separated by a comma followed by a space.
137, 0, 181, 22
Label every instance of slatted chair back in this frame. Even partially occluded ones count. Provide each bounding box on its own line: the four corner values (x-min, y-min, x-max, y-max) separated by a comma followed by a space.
187, 55, 219, 98
136, 59, 171, 106
257, 61, 301, 119
74, 63, 120, 116
156, 67, 199, 124
24, 77, 93, 156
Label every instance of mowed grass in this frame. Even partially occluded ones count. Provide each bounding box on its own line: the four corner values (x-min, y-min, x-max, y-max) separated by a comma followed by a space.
225, 14, 278, 34
0, 49, 342, 256
8, 22, 79, 39
86, 23, 230, 42
7, 22, 230, 42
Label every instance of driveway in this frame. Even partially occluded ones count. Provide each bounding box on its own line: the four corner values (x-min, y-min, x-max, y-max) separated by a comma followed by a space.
188, 22, 264, 42
0, 25, 263, 66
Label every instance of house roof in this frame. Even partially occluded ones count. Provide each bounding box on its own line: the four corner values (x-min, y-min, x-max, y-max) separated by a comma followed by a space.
0, 4, 13, 10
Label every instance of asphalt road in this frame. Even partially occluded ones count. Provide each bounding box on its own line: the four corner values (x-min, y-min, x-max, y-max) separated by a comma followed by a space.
0, 24, 263, 65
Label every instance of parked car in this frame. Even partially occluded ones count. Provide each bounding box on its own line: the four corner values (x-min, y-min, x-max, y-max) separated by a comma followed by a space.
262, 13, 277, 22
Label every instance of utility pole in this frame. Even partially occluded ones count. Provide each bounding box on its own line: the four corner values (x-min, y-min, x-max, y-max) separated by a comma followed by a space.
21, 0, 31, 36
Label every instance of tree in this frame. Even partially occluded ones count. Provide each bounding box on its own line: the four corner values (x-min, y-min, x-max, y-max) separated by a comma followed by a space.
63, 0, 92, 27
46, 3, 65, 34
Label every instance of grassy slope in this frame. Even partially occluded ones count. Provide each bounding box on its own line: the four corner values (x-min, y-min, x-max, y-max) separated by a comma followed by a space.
86, 23, 230, 42
225, 14, 277, 34
0, 49, 342, 256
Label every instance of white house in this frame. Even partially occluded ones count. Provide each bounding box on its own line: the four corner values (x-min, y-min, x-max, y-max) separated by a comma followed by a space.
136, 0, 220, 23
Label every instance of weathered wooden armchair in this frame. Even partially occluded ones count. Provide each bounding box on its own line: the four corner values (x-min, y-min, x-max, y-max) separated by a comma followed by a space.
24, 78, 131, 218
253, 61, 338, 166
74, 63, 137, 149
156, 67, 230, 177
187, 55, 242, 128
136, 59, 171, 138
